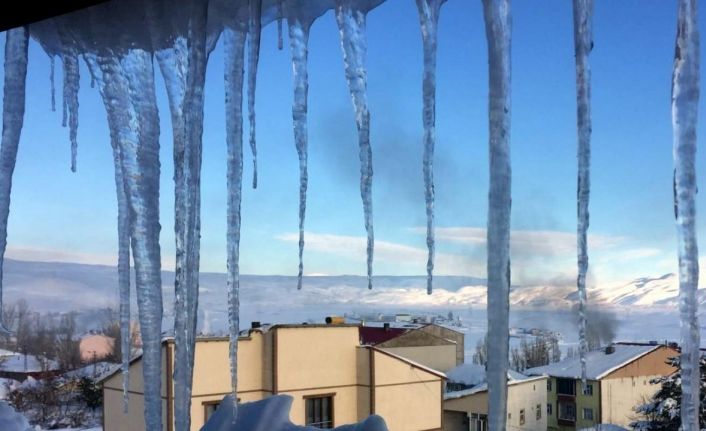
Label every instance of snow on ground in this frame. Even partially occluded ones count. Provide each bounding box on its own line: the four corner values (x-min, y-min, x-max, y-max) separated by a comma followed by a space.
0, 401, 31, 431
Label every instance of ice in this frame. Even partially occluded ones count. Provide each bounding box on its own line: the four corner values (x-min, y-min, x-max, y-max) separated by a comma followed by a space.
415, 0, 446, 295
224, 20, 248, 416
149, 1, 210, 429
0, 28, 28, 335
49, 54, 56, 111
59, 39, 80, 172
671, 0, 701, 430
286, 6, 315, 290
335, 0, 375, 290
90, 47, 164, 430
277, 0, 284, 50
572, 0, 594, 386
481, 0, 512, 429
248, 0, 262, 189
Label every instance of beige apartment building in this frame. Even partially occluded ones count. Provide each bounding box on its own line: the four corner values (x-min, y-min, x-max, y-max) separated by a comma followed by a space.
525, 343, 678, 430
443, 375, 549, 431
102, 324, 446, 431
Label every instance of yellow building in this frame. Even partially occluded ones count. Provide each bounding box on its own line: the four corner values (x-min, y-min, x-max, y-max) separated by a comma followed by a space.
443, 375, 548, 431
101, 324, 446, 431
525, 343, 678, 430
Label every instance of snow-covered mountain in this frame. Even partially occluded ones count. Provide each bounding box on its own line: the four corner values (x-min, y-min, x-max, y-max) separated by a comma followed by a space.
0, 259, 698, 315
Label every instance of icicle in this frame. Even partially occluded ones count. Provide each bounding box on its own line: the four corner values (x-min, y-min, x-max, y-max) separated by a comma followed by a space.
335, 0, 374, 290
481, 0, 512, 430
671, 1, 701, 430
60, 45, 80, 172
248, 0, 262, 189
0, 28, 29, 335
287, 9, 314, 290
49, 55, 56, 111
277, 0, 284, 50
93, 50, 163, 431
572, 0, 593, 387
151, 1, 209, 429
224, 25, 247, 417
415, 0, 446, 295
84, 56, 96, 89
84, 52, 132, 413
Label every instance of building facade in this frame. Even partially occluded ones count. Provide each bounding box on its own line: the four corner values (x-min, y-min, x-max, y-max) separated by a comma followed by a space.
102, 324, 445, 431
443, 376, 548, 431
527, 343, 678, 430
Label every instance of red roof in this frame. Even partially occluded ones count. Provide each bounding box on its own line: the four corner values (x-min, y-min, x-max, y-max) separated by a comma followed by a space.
359, 326, 408, 346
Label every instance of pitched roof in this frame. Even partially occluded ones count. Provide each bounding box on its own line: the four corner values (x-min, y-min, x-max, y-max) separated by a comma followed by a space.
359, 326, 409, 346
525, 344, 663, 380
444, 375, 547, 400
366, 346, 447, 379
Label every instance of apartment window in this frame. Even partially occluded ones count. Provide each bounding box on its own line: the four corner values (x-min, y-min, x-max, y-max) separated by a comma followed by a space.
582, 383, 594, 396
469, 413, 487, 431
204, 399, 239, 423
520, 409, 526, 425
547, 403, 553, 416
583, 408, 594, 421
557, 378, 576, 396
536, 404, 542, 420
558, 401, 576, 422
547, 379, 552, 392
305, 394, 334, 428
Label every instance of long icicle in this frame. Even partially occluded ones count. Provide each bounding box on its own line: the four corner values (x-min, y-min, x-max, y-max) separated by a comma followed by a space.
95, 49, 163, 431
152, 2, 209, 429
482, 0, 512, 429
85, 52, 132, 414
224, 25, 247, 415
415, 0, 446, 295
287, 9, 313, 290
49, 55, 56, 111
335, 0, 374, 290
672, 0, 701, 430
60, 44, 80, 172
277, 0, 284, 50
572, 0, 593, 387
0, 27, 29, 334
248, 0, 262, 189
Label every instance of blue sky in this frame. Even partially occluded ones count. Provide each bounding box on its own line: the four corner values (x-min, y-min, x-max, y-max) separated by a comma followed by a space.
1, 0, 704, 286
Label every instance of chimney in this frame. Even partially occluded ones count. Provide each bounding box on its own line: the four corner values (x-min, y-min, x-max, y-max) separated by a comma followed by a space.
251, 321, 261, 329
383, 323, 390, 332
604, 345, 615, 355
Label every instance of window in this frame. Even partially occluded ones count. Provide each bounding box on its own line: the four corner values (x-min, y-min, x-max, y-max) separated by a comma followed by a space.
470, 413, 487, 431
203, 402, 219, 423
305, 395, 334, 428
557, 378, 576, 395
547, 403, 553, 416
204, 399, 239, 423
547, 379, 552, 391
520, 409, 525, 425
536, 404, 542, 420
582, 383, 593, 396
583, 408, 594, 421
558, 401, 576, 422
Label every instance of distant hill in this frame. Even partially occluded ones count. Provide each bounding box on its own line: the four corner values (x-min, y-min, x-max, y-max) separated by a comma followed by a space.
0, 259, 699, 317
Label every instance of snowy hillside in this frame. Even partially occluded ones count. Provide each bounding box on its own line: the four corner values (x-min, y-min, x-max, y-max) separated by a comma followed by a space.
0, 259, 699, 315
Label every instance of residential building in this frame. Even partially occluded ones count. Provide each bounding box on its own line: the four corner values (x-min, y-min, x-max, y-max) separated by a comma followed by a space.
443, 371, 548, 431
525, 343, 678, 429
359, 323, 463, 372
101, 323, 445, 431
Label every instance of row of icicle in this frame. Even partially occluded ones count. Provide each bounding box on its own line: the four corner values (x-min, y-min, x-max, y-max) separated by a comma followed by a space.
0, 0, 700, 430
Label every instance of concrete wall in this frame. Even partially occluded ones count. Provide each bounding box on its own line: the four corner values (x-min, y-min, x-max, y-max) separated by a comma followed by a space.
102, 344, 168, 431
372, 349, 443, 431
601, 376, 660, 427
380, 345, 456, 373
444, 377, 547, 431
419, 325, 465, 366
545, 377, 600, 431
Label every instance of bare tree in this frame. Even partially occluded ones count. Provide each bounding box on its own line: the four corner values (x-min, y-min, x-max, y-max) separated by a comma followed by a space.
103, 320, 139, 364
473, 333, 489, 366
55, 313, 81, 370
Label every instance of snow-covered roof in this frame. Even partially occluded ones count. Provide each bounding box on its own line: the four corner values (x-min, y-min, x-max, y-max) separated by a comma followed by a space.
525, 344, 662, 380
444, 375, 547, 400
0, 354, 60, 373
446, 363, 530, 386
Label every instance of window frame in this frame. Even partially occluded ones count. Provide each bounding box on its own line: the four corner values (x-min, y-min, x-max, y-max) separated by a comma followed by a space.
519, 408, 526, 425
470, 413, 488, 431
547, 403, 553, 416
583, 407, 594, 421
536, 403, 542, 420
304, 393, 336, 429
582, 382, 594, 396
